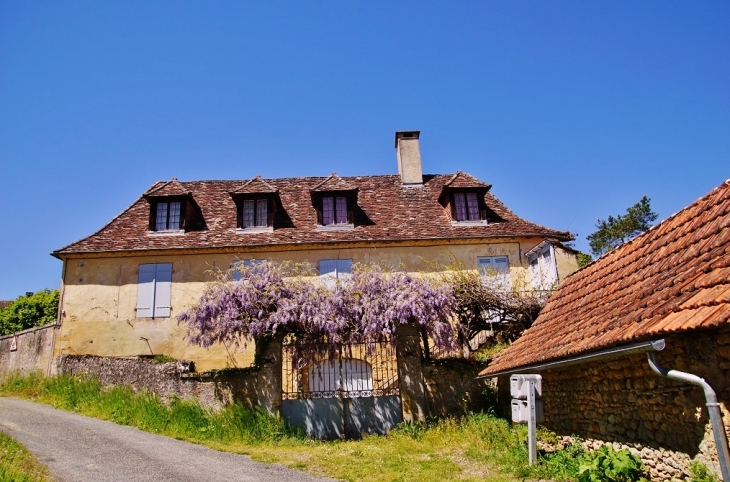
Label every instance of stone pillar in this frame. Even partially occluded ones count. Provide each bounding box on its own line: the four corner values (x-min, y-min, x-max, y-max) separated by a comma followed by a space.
396, 324, 428, 422
255, 336, 283, 414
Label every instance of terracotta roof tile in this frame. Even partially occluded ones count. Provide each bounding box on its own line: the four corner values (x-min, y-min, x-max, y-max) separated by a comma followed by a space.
54, 173, 570, 256
481, 179, 730, 376
443, 171, 491, 189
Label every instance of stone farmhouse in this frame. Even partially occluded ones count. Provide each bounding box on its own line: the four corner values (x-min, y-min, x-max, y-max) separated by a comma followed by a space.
480, 179, 730, 480
51, 131, 578, 372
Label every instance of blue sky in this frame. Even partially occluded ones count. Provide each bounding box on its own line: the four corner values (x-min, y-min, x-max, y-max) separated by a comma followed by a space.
1, 1, 728, 299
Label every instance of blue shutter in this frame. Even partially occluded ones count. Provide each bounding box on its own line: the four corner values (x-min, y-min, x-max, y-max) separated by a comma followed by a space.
136, 264, 155, 318
336, 259, 353, 278
153, 263, 173, 318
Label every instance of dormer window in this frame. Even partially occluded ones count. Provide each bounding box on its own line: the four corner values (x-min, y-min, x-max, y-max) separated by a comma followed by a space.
229, 176, 279, 233
155, 201, 182, 230
149, 197, 187, 232
453, 192, 481, 222
322, 196, 349, 225
242, 199, 269, 228
449, 190, 486, 224
311, 173, 358, 230
236, 195, 274, 231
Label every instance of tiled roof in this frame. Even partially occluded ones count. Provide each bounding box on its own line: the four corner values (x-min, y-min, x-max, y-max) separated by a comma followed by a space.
53, 173, 571, 257
0, 301, 11, 309
230, 176, 278, 194
481, 179, 730, 376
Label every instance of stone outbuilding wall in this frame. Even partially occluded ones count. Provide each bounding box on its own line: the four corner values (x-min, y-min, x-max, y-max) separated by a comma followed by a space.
498, 328, 730, 480
0, 324, 55, 377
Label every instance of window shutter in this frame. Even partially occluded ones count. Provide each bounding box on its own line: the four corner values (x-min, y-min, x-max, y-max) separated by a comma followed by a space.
267, 197, 275, 227
541, 248, 558, 287
319, 259, 338, 277
136, 264, 156, 318
179, 200, 187, 230
477, 257, 493, 273
153, 263, 173, 318
336, 259, 353, 279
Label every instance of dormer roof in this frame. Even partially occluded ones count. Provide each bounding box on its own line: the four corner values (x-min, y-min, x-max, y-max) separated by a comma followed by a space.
311, 173, 358, 193
443, 171, 491, 190
229, 175, 279, 195
144, 178, 190, 197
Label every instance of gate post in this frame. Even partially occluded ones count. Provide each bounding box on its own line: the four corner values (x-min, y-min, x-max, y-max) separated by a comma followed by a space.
395, 324, 428, 423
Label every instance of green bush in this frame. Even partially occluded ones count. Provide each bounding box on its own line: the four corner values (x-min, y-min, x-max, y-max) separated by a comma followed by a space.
577, 445, 648, 482
689, 460, 718, 482
0, 289, 59, 336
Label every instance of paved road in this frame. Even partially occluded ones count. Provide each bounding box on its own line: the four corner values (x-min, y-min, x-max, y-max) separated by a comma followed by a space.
0, 397, 333, 482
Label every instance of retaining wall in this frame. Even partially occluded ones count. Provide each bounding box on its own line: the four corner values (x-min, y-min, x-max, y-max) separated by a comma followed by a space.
0, 324, 55, 377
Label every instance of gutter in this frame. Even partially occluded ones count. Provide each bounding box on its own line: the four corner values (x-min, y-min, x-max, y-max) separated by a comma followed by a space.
477, 339, 666, 379
647, 353, 730, 481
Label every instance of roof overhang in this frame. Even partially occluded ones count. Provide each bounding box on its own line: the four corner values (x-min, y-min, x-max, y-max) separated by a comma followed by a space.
477, 338, 666, 379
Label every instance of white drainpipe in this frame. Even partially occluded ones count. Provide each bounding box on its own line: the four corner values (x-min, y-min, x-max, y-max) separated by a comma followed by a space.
647, 352, 730, 481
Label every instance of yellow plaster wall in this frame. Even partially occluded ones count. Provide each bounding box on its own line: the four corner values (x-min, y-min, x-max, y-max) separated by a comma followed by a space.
57, 239, 543, 372
555, 246, 580, 283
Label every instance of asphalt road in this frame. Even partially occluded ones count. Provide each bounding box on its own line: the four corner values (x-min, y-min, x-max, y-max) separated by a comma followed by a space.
0, 397, 334, 482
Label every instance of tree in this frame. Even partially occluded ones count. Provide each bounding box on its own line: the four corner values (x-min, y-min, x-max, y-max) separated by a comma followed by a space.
0, 289, 60, 336
587, 196, 658, 257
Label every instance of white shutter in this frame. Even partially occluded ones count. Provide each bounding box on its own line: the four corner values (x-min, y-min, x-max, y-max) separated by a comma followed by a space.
529, 257, 541, 289
153, 263, 173, 318
541, 247, 558, 287
136, 264, 155, 318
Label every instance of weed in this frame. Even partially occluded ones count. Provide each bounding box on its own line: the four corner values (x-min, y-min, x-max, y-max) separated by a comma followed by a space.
689, 460, 718, 482
0, 431, 53, 482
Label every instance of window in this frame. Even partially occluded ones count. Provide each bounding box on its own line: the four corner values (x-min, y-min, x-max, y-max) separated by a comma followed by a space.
236, 196, 274, 231
451, 192, 485, 223
477, 256, 510, 290
242, 199, 268, 228
529, 245, 558, 290
136, 263, 172, 318
319, 259, 352, 287
322, 196, 349, 226
231, 259, 265, 281
152, 200, 184, 231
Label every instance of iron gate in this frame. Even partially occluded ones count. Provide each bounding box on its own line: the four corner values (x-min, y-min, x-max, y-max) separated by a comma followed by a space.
281, 337, 402, 439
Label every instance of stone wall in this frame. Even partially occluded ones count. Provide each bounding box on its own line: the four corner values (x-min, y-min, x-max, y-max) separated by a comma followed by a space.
0, 324, 55, 377
423, 358, 493, 418
54, 337, 283, 412
513, 329, 730, 480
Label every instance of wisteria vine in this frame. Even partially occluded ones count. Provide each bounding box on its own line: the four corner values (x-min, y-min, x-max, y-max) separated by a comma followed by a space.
177, 262, 460, 353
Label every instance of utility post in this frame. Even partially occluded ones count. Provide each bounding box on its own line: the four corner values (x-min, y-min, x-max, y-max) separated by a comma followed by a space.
510, 374, 543, 465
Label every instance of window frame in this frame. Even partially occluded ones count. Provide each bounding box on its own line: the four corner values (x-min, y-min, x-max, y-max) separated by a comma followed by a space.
315, 192, 354, 228
149, 197, 187, 232
449, 190, 487, 224
235, 194, 275, 232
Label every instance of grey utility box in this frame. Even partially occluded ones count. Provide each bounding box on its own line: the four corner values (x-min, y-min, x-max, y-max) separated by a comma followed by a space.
511, 399, 544, 423
510, 374, 542, 398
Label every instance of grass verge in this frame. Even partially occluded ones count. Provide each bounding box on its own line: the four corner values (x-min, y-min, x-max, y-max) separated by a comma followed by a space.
1, 372, 610, 481
0, 431, 54, 482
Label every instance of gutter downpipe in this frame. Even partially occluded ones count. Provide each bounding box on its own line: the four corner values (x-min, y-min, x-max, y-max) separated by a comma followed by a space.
647, 352, 730, 482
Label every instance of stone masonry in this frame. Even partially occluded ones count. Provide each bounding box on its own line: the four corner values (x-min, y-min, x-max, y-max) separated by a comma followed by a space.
502, 329, 730, 480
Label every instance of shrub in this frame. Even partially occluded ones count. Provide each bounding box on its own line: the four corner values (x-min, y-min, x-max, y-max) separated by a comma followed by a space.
577, 445, 649, 482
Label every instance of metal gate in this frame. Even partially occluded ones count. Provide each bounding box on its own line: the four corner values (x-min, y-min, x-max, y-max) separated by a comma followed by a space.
281, 337, 402, 439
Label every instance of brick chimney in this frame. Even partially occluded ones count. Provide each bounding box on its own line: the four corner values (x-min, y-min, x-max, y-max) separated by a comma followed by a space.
395, 131, 423, 186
